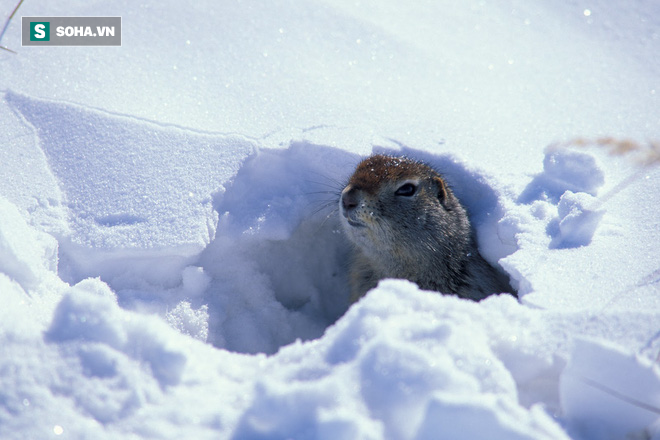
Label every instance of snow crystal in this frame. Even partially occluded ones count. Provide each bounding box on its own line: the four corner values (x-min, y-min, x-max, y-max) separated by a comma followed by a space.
166, 300, 209, 341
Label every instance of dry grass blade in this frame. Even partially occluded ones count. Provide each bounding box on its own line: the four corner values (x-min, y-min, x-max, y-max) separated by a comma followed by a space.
559, 137, 660, 167
0, 0, 25, 54
573, 373, 660, 416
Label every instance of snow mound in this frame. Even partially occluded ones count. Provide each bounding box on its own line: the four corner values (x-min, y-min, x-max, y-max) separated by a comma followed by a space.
233, 280, 569, 440
46, 280, 188, 389
0, 275, 215, 439
549, 191, 605, 249
519, 148, 605, 204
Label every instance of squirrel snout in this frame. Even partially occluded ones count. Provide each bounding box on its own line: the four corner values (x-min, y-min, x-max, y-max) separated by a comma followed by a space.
341, 187, 359, 211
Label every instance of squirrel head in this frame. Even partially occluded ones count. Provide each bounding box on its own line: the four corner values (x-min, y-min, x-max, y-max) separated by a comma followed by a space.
340, 155, 468, 260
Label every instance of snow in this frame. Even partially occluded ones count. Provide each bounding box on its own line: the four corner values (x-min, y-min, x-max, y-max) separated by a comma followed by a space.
561, 338, 660, 440
1, 0, 659, 439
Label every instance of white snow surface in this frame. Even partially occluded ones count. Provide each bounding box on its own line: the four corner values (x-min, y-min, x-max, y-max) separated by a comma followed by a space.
1, 0, 659, 439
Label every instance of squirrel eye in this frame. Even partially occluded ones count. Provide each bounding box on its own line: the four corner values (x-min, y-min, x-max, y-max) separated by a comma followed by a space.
395, 183, 417, 197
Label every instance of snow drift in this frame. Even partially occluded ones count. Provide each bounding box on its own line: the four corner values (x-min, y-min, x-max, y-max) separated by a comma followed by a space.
1, 0, 659, 439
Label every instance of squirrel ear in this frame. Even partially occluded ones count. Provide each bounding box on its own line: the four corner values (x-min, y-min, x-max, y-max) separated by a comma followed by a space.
434, 176, 448, 204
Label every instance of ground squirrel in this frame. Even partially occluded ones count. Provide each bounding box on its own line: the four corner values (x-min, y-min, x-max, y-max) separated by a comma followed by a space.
340, 154, 513, 303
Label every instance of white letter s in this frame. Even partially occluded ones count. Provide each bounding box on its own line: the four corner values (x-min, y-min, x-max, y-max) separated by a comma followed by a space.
34, 24, 45, 39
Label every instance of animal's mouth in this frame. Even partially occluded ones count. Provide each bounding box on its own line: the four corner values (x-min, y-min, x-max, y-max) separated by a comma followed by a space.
341, 208, 367, 228
345, 218, 366, 228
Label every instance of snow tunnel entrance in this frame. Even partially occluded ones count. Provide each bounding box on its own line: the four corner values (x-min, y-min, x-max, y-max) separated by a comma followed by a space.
198, 141, 517, 355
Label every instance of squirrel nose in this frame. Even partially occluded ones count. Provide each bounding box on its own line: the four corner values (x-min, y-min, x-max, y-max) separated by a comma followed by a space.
341, 188, 359, 211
